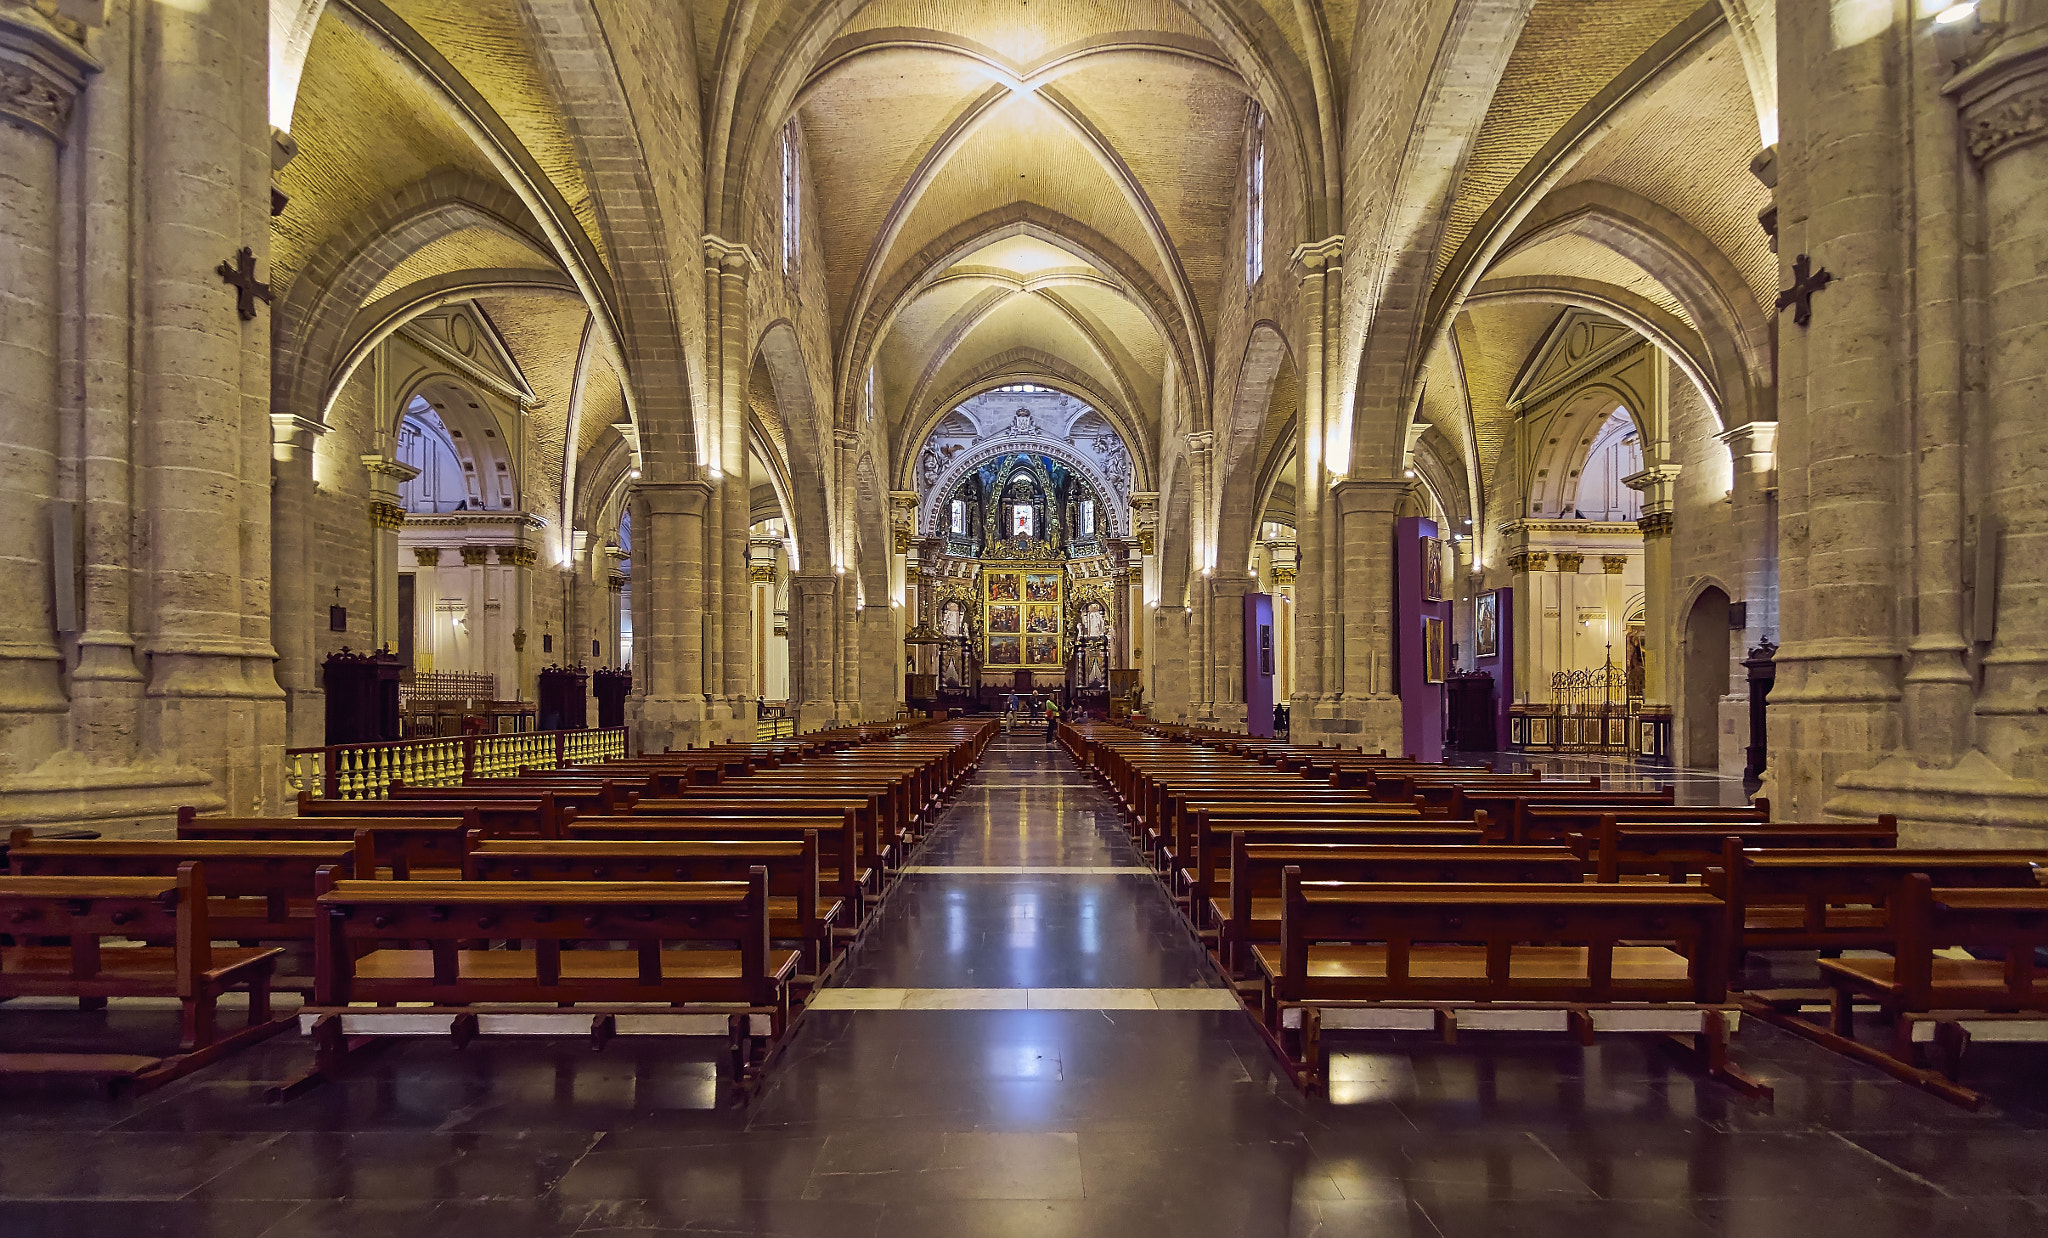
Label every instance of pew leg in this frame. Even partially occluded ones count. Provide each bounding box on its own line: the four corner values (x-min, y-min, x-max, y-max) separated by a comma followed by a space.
1932, 1021, 1970, 1082
1828, 981, 1856, 1040
246, 968, 274, 1028
179, 994, 217, 1053
1890, 1013, 1919, 1068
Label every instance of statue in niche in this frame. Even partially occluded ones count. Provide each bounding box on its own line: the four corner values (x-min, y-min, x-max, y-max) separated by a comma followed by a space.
938, 599, 967, 689
917, 444, 942, 491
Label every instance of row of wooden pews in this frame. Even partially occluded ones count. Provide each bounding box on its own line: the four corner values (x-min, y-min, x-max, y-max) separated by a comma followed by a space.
0, 718, 996, 1097
1063, 721, 2048, 1107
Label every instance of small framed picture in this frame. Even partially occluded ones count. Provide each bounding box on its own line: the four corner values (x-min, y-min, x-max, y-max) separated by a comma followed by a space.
1422, 536, 1446, 603
1258, 623, 1274, 676
1422, 615, 1447, 684
1475, 590, 1499, 659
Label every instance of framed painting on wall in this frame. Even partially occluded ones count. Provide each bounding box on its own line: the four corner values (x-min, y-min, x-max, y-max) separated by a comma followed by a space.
1025, 634, 1060, 666
1025, 573, 1061, 602
1258, 623, 1274, 676
1422, 615, 1446, 684
1474, 590, 1499, 659
987, 572, 1020, 602
1025, 605, 1058, 633
989, 605, 1021, 634
1422, 536, 1446, 603
988, 635, 1022, 666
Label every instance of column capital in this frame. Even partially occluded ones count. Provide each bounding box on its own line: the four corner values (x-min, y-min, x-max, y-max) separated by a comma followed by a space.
361, 453, 420, 499
1290, 235, 1345, 275
0, 7, 96, 147
1623, 462, 1683, 512
633, 480, 713, 518
1185, 430, 1216, 455
1330, 476, 1406, 517
270, 413, 328, 449
1556, 551, 1585, 574
700, 234, 760, 273
1946, 29, 2048, 165
788, 573, 839, 599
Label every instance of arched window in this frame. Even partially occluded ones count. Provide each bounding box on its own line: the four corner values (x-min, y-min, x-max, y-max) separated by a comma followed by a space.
396, 400, 470, 514
1245, 103, 1266, 286
781, 121, 800, 275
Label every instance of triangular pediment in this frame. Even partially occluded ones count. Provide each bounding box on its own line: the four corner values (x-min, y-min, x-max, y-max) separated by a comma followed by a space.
1507, 309, 1642, 411
397, 303, 534, 404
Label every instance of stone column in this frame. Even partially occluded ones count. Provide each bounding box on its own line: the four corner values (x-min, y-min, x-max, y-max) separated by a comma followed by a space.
605, 567, 626, 665
1556, 552, 1585, 671
749, 538, 781, 700
0, 12, 93, 779
626, 481, 712, 751
1330, 477, 1405, 748
1716, 422, 1778, 770
1207, 571, 1255, 729
789, 573, 838, 732
271, 415, 326, 744
131, 0, 287, 812
1150, 605, 1191, 723
1268, 539, 1297, 700
706, 239, 757, 739
1948, 35, 2048, 784
1627, 467, 1681, 712
362, 457, 416, 653
1768, 0, 1910, 814
1511, 550, 1551, 701
1290, 237, 1344, 734
500, 545, 537, 700
858, 605, 898, 721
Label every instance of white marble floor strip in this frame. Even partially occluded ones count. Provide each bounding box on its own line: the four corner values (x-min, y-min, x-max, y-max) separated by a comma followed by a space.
899, 865, 1151, 875
807, 988, 1242, 1011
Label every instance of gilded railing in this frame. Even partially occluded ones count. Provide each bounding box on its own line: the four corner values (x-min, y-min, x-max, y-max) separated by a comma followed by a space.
285, 727, 630, 799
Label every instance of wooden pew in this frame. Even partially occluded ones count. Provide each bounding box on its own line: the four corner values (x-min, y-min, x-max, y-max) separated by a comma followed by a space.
1215, 841, 1583, 973
1579, 818, 1898, 884
392, 777, 648, 818
8, 832, 358, 988
466, 836, 839, 973
567, 813, 865, 924
1188, 816, 1487, 930
1810, 877, 2048, 1106
1456, 789, 1677, 843
1519, 801, 1768, 847
281, 869, 794, 1099
1254, 872, 1759, 1096
295, 792, 569, 838
179, 809, 475, 879
0, 865, 289, 1091
1724, 844, 2046, 964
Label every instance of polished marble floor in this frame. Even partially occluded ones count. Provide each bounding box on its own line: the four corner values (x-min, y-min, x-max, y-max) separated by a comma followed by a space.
4, 737, 2047, 1237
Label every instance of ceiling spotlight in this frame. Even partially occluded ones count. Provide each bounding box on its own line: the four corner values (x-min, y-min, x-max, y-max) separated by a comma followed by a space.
1403, 469, 1416, 478
1933, 2, 1978, 24
628, 468, 641, 480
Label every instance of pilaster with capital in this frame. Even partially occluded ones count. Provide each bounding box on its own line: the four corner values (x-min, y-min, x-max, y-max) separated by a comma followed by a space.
1947, 31, 2048, 782
0, 7, 93, 775
1289, 235, 1344, 724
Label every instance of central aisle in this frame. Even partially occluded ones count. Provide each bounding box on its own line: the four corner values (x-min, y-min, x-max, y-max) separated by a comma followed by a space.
814, 731, 1229, 999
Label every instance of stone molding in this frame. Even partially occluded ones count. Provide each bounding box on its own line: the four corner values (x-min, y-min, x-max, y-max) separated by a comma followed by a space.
0, 9, 95, 146
1947, 32, 2048, 166
700, 233, 759, 274
1290, 234, 1345, 276
1637, 511, 1676, 539
497, 545, 537, 567
633, 480, 712, 518
606, 573, 627, 593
